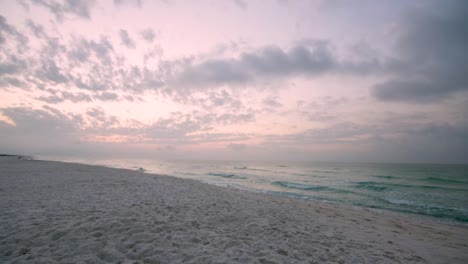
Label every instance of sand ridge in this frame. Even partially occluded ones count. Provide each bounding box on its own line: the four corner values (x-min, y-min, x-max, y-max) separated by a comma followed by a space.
1, 156, 467, 263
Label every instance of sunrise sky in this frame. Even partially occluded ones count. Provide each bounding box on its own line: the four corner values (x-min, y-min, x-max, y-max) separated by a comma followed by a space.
0, 0, 466, 163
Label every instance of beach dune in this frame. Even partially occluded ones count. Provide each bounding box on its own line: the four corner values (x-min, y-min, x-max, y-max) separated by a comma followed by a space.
1, 156, 467, 263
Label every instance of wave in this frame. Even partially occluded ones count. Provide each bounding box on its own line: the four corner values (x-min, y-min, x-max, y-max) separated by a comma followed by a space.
208, 172, 246, 179
272, 181, 330, 191
355, 181, 390, 192
271, 181, 356, 195
425, 177, 468, 184
234, 166, 271, 172
354, 181, 467, 192
373, 175, 398, 179
292, 173, 327, 178
270, 182, 468, 222
267, 190, 345, 204
310, 170, 335, 174
378, 198, 468, 222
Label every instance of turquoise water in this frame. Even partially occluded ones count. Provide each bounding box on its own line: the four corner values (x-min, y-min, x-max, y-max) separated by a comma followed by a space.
45, 157, 468, 223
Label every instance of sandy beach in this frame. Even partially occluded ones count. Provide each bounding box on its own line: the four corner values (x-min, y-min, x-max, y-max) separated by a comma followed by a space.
1, 156, 467, 263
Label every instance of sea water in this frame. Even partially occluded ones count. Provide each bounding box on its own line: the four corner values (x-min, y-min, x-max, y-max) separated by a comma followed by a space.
45, 157, 468, 223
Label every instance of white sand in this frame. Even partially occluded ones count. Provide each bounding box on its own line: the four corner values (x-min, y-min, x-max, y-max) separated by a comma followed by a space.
1, 156, 467, 264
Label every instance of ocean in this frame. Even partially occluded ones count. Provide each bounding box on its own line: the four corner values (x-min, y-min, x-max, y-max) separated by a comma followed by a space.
44, 157, 468, 223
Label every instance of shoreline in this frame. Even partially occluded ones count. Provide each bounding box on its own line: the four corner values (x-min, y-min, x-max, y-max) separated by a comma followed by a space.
34, 155, 468, 225
1, 156, 467, 263
21, 156, 468, 226
33, 156, 468, 227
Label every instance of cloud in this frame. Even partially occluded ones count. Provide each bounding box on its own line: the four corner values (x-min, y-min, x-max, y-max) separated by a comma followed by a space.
259, 117, 468, 163
119, 29, 136, 49
373, 79, 452, 103
373, 1, 468, 103
233, 0, 247, 10
0, 55, 27, 76
67, 35, 114, 65
0, 77, 27, 88
140, 28, 155, 43
86, 107, 119, 127
262, 97, 282, 108
29, 0, 95, 22
0, 107, 83, 154
0, 15, 17, 37
17, 0, 31, 11
170, 42, 380, 88
36, 59, 68, 84
26, 19, 47, 38
113, 0, 142, 8
1, 104, 465, 163
94, 91, 119, 101
192, 90, 243, 111
171, 44, 333, 87
145, 110, 256, 140
36, 91, 92, 103
0, 15, 28, 44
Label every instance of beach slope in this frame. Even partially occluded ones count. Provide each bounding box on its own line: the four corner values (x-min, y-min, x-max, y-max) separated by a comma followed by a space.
1, 156, 467, 263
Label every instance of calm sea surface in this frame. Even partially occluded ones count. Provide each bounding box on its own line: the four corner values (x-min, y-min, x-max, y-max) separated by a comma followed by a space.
44, 157, 468, 223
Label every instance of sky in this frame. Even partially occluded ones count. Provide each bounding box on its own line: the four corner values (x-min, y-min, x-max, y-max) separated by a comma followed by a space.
0, 0, 467, 163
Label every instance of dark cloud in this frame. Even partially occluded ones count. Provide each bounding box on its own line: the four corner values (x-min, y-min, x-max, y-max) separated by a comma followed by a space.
39, 37, 66, 60
0, 55, 27, 76
37, 91, 92, 103
119, 29, 136, 49
86, 107, 119, 127
113, 0, 142, 8
233, 0, 247, 10
373, 1, 468, 103
68, 35, 114, 65
373, 79, 450, 103
94, 91, 119, 101
26, 20, 47, 38
123, 95, 135, 101
216, 112, 255, 125
0, 107, 83, 154
29, 0, 95, 22
0, 15, 16, 36
37, 59, 68, 84
140, 28, 155, 43
262, 97, 282, 108
0, 77, 27, 88
0, 15, 28, 45
36, 94, 63, 104
170, 42, 379, 88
